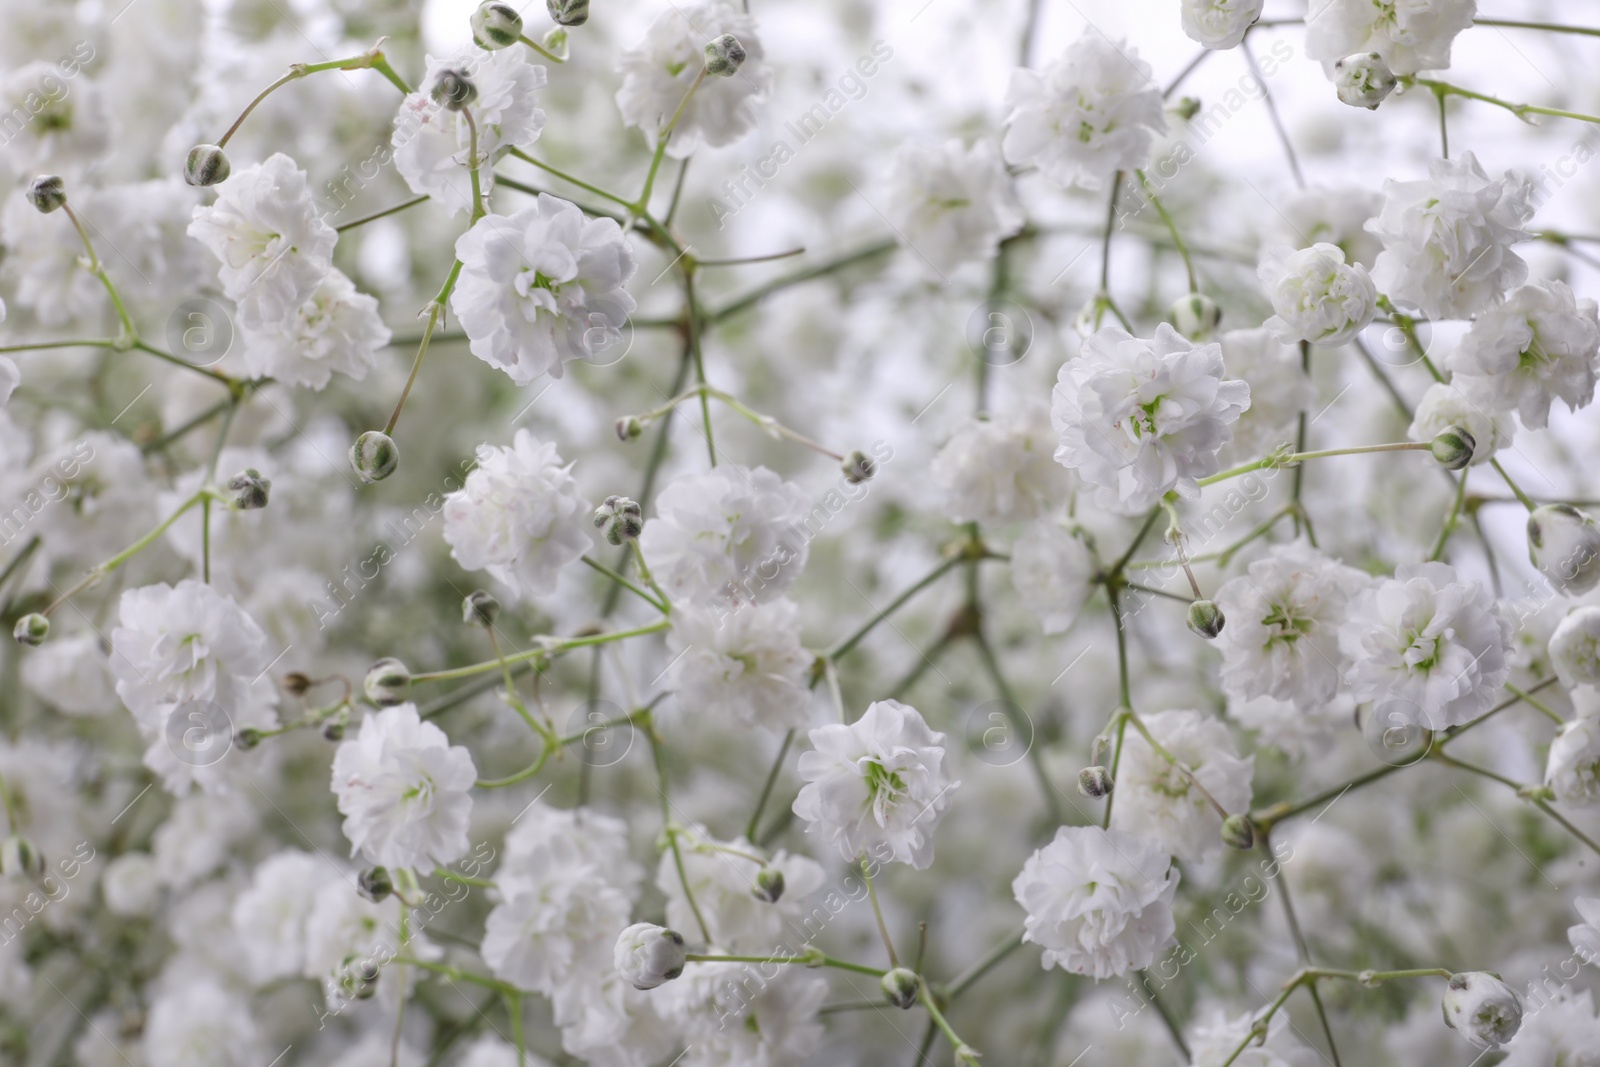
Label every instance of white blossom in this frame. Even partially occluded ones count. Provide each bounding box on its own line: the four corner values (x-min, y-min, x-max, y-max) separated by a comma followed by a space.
1187, 1006, 1318, 1066
1442, 971, 1523, 1049
1010, 520, 1096, 634
614, 922, 686, 990
1217, 328, 1314, 462
1111, 709, 1254, 865
393, 46, 547, 216
1338, 561, 1513, 730
1545, 717, 1600, 808
235, 268, 389, 389
615, 1, 772, 157
1305, 0, 1477, 76
1181, 0, 1265, 50
1051, 324, 1250, 514
1002, 31, 1166, 190
792, 700, 958, 869
1550, 606, 1600, 689
1448, 279, 1600, 429
663, 597, 812, 733
1258, 242, 1377, 346
655, 824, 825, 951
882, 138, 1022, 274
654, 958, 827, 1067
450, 194, 637, 384
142, 982, 261, 1067
1406, 381, 1512, 466
1214, 544, 1370, 711
638, 464, 812, 607
186, 152, 337, 330
932, 400, 1073, 524
330, 703, 477, 871
1012, 825, 1178, 980
1367, 152, 1534, 320
442, 429, 590, 600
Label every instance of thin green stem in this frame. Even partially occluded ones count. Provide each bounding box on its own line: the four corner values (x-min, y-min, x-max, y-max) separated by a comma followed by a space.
1198, 442, 1431, 487
411, 620, 670, 684
827, 554, 965, 659
746, 729, 795, 841
581, 555, 668, 613
1135, 170, 1197, 291
1415, 76, 1600, 126
1489, 458, 1536, 511
334, 195, 429, 232
385, 260, 464, 435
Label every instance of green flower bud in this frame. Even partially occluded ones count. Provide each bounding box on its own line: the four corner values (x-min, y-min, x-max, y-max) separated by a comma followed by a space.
615, 416, 643, 442
704, 33, 747, 76
1169, 293, 1221, 340
842, 450, 876, 485
227, 468, 271, 510
0, 835, 45, 879
431, 69, 478, 111
463, 589, 501, 628
13, 613, 49, 647
350, 430, 399, 483
1430, 425, 1476, 471
547, 0, 589, 26
1186, 599, 1226, 640
752, 865, 785, 903
358, 866, 394, 903
1221, 813, 1256, 850
880, 967, 922, 1010
364, 657, 411, 706
26, 175, 66, 214
594, 495, 644, 545
1078, 766, 1114, 798
471, 2, 524, 49
235, 728, 264, 750
184, 144, 231, 187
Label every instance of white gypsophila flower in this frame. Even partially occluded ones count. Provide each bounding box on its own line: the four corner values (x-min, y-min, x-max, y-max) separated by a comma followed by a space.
1367, 152, 1534, 320
330, 703, 477, 871
1305, 0, 1477, 76
1546, 718, 1600, 807
393, 46, 546, 216
1002, 30, 1165, 190
1214, 543, 1369, 711
615, 1, 772, 158
550, 969, 676, 1067
1013, 825, 1178, 980
1527, 504, 1600, 596
109, 580, 279, 793
1550, 606, 1600, 688
186, 152, 337, 330
231, 849, 331, 983
28, 430, 156, 567
638, 464, 812, 607
0, 62, 111, 175
450, 193, 637, 385
663, 597, 812, 733
1111, 709, 1254, 865
151, 790, 258, 889
1406, 381, 1512, 465
653, 958, 827, 1067
457, 1037, 555, 1067
20, 630, 115, 716
1217, 328, 1314, 462
654, 824, 825, 951
442, 429, 590, 600
1181, 0, 1265, 50
1447, 279, 1600, 429
1051, 324, 1250, 514
1258, 242, 1378, 346
1569, 897, 1600, 964
1187, 1005, 1318, 1067
1499, 990, 1600, 1067
1010, 520, 1096, 634
792, 699, 959, 870
483, 802, 639, 994
235, 268, 389, 389
1338, 561, 1513, 730
142, 981, 261, 1067
613, 922, 686, 990
931, 399, 1073, 524
881, 138, 1022, 274
1443, 971, 1523, 1049
101, 852, 163, 917
1269, 185, 1384, 267
1225, 693, 1342, 760
301, 877, 416, 1003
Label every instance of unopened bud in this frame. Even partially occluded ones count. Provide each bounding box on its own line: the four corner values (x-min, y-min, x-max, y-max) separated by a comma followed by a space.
227, 467, 271, 510
235, 728, 264, 750
471, 1, 523, 49
842, 450, 876, 485
1221, 813, 1255, 850
1078, 766, 1114, 798
463, 589, 501, 628
547, 0, 589, 26
0, 836, 44, 879
1174, 96, 1202, 121
752, 865, 785, 903
322, 707, 350, 742
184, 144, 231, 187
880, 967, 922, 1010
615, 416, 643, 442
594, 495, 644, 545
283, 671, 313, 697
1333, 52, 1397, 110
358, 866, 393, 903
26, 175, 66, 214
1430, 426, 1476, 471
350, 430, 399, 483
704, 33, 747, 76
364, 658, 411, 706
1528, 503, 1600, 595
1186, 599, 1226, 640
13, 614, 48, 647
1169, 293, 1221, 340
431, 69, 478, 111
